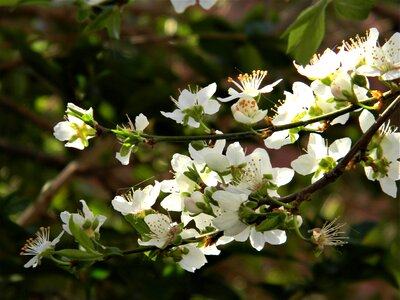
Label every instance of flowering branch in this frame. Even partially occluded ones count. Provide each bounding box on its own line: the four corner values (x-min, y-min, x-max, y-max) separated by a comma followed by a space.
22, 27, 400, 274
277, 94, 400, 205
96, 92, 390, 144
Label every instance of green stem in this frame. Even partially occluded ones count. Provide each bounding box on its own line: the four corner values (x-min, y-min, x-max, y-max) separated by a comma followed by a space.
293, 216, 310, 241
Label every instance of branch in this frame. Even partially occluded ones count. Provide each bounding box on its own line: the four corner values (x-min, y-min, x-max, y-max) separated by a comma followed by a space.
17, 161, 80, 227
277, 94, 400, 204
132, 91, 394, 143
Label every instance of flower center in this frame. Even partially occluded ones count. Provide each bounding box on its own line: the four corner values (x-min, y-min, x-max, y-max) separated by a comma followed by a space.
234, 98, 259, 117
228, 70, 267, 96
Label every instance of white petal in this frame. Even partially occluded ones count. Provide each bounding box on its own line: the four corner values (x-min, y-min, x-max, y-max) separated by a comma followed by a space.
359, 110, 375, 133
271, 167, 294, 186
170, 0, 195, 13
328, 137, 351, 161
258, 79, 282, 93
134, 113, 149, 131
249, 228, 265, 251
178, 244, 207, 272
115, 146, 132, 165
226, 142, 245, 166
264, 229, 287, 245
161, 109, 185, 124
197, 82, 217, 105
379, 177, 397, 198
161, 193, 184, 212
112, 195, 133, 215
264, 130, 293, 149
203, 99, 220, 115
53, 121, 75, 141
199, 0, 217, 9
291, 154, 318, 175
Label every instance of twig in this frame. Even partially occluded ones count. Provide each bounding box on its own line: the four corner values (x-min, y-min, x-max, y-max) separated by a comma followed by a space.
277, 95, 400, 204
17, 161, 80, 227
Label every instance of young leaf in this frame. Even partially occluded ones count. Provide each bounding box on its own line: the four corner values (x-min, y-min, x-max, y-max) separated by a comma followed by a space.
333, 0, 375, 20
68, 216, 96, 253
255, 212, 286, 232
281, 0, 329, 65
55, 249, 103, 261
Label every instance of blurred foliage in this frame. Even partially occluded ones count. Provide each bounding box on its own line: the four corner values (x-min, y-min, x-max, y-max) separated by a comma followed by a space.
0, 0, 399, 299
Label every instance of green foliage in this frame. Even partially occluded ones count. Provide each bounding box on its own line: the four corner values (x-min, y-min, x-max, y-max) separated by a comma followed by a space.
281, 0, 329, 65
333, 0, 376, 20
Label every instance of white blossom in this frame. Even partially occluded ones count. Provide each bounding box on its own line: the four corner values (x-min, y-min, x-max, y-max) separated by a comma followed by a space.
20, 227, 63, 268
53, 115, 96, 150
161, 83, 219, 128
115, 113, 149, 165
60, 200, 106, 237
170, 0, 217, 13
359, 110, 400, 197
218, 70, 281, 102
231, 97, 268, 124
112, 181, 161, 215
356, 31, 400, 80
291, 133, 351, 183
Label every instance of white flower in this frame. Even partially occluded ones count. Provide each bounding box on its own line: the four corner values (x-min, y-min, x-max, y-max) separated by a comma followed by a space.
177, 244, 208, 272
212, 190, 248, 236
160, 153, 219, 212
60, 200, 106, 238
161, 83, 219, 128
311, 218, 348, 250
294, 49, 340, 80
138, 214, 181, 248
234, 226, 287, 251
291, 133, 351, 183
235, 148, 294, 197
53, 115, 96, 150
212, 190, 287, 251
20, 227, 63, 268
115, 113, 149, 165
112, 181, 161, 215
170, 0, 217, 13
356, 31, 400, 80
337, 28, 379, 72
359, 110, 400, 198
218, 70, 282, 102
66, 102, 94, 119
231, 97, 268, 124
189, 139, 246, 179
310, 80, 350, 125
264, 82, 315, 149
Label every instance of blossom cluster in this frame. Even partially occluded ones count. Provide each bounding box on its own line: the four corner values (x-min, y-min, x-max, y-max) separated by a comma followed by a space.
25, 28, 399, 273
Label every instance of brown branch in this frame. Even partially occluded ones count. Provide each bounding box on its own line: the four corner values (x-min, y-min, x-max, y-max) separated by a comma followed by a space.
0, 95, 55, 132
0, 138, 67, 167
17, 161, 80, 227
277, 95, 400, 204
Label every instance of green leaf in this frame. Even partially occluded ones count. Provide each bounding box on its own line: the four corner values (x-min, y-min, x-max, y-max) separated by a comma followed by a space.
281, 0, 329, 65
334, 0, 375, 20
255, 212, 286, 232
124, 214, 151, 236
55, 249, 103, 261
85, 7, 121, 39
68, 216, 96, 253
